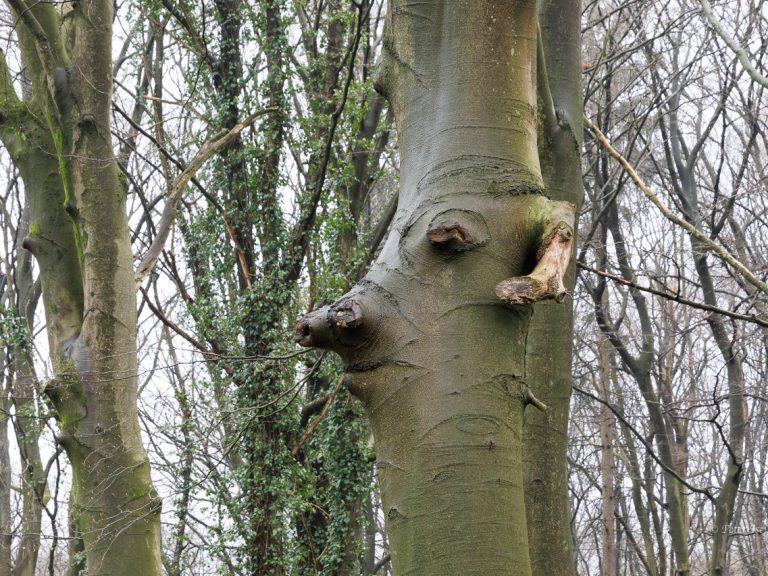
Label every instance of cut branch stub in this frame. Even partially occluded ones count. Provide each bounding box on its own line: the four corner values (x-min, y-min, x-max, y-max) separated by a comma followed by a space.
294, 316, 317, 348
331, 299, 363, 329
496, 201, 576, 305
21, 236, 45, 256
426, 209, 489, 252
294, 297, 367, 353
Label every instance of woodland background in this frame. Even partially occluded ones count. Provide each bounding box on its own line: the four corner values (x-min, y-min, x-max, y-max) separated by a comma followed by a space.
1, 0, 767, 575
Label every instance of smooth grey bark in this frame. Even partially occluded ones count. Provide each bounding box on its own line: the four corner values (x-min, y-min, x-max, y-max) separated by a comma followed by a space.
0, 197, 47, 576
296, 2, 581, 574
523, 2, 583, 574
598, 338, 616, 576
0, 345, 10, 573
9, 207, 46, 576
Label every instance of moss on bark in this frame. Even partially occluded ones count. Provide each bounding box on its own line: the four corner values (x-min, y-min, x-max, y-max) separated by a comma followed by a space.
0, 1, 163, 573
296, 2, 582, 574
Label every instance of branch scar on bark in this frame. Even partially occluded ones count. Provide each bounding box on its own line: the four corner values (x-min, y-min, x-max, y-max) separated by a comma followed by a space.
332, 299, 363, 329
426, 209, 489, 252
496, 200, 576, 305
427, 222, 476, 248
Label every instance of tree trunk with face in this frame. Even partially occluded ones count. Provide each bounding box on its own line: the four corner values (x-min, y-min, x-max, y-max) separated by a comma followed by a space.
296, 2, 582, 574
0, 1, 162, 574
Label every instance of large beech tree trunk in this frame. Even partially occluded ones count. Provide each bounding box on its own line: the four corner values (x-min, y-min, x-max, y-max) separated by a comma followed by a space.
0, 1, 162, 574
296, 1, 582, 574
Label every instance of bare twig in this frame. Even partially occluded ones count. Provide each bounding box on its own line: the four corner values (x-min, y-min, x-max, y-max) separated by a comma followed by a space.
134, 107, 278, 286
573, 384, 716, 502
371, 554, 391, 574
291, 373, 346, 458
698, 0, 768, 89
578, 263, 768, 328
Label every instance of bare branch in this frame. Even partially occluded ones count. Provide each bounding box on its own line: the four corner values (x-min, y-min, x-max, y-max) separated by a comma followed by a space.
698, 0, 768, 89
578, 263, 768, 328
291, 373, 345, 459
134, 107, 278, 286
584, 116, 768, 298
573, 385, 716, 503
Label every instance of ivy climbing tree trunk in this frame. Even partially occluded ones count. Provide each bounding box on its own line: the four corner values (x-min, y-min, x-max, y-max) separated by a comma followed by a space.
0, 1, 162, 574
296, 1, 582, 575
6, 204, 47, 576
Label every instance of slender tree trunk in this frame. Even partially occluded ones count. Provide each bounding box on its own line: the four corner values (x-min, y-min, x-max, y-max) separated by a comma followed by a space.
663, 92, 745, 575
598, 339, 616, 576
296, 2, 580, 574
615, 395, 659, 576
0, 362, 11, 573
523, 2, 582, 574
7, 205, 45, 576
591, 198, 691, 575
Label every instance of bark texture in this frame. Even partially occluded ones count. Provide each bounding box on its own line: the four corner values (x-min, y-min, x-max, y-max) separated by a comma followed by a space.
296, 2, 581, 574
8, 208, 46, 576
0, 1, 162, 573
523, 1, 582, 574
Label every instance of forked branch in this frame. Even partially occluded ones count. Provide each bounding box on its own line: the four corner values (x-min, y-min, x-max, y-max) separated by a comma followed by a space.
698, 0, 768, 89
134, 107, 277, 287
